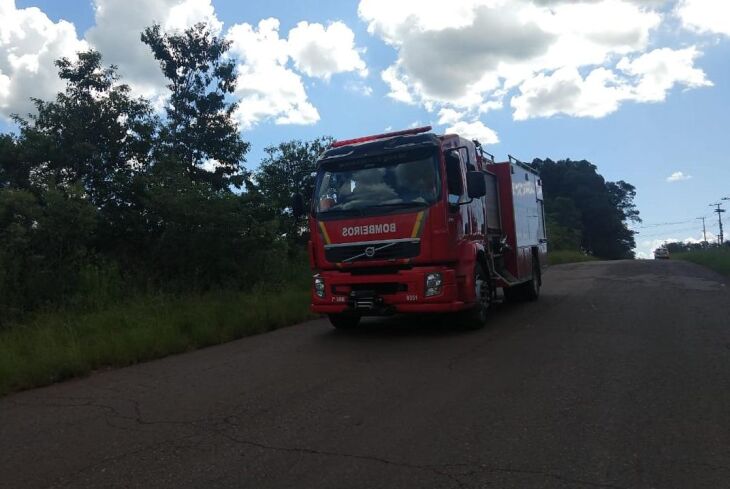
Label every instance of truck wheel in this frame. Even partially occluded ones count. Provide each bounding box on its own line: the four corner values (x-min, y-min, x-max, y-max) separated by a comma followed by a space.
328, 313, 361, 330
523, 258, 541, 301
503, 285, 522, 302
461, 264, 491, 329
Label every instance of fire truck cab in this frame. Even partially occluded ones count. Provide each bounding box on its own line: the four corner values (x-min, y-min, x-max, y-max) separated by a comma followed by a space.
295, 126, 547, 329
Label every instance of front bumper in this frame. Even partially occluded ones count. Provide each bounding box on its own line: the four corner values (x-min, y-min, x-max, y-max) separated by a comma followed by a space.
310, 266, 467, 315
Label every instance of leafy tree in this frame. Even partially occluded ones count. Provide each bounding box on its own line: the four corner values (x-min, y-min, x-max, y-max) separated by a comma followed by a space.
142, 23, 248, 190
14, 50, 156, 206
254, 137, 333, 241
0, 135, 29, 189
138, 160, 280, 289
0, 185, 97, 323
607, 180, 641, 225
544, 197, 583, 250
533, 158, 640, 259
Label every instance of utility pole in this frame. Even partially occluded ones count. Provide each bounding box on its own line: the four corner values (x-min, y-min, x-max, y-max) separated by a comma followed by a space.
723, 198, 730, 245
710, 202, 726, 246
697, 216, 707, 245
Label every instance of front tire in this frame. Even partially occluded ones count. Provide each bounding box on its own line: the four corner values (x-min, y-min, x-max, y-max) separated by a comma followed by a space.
328, 313, 361, 330
461, 263, 491, 329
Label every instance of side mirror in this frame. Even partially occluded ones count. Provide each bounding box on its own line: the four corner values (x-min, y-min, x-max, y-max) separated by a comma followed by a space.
292, 193, 305, 218
445, 152, 463, 197
466, 171, 486, 199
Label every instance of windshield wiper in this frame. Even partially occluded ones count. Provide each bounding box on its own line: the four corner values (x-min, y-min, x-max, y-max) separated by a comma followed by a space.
371, 201, 428, 210
318, 207, 364, 217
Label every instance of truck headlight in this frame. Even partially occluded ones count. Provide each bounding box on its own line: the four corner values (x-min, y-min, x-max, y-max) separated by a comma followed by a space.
313, 276, 326, 298
425, 272, 442, 297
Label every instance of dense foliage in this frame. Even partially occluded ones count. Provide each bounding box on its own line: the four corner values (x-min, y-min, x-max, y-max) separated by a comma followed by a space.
533, 158, 641, 260
0, 24, 309, 326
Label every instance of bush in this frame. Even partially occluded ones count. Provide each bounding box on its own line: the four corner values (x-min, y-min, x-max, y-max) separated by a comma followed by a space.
673, 248, 730, 276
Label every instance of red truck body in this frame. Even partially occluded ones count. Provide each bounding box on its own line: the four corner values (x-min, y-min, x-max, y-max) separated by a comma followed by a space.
304, 126, 547, 328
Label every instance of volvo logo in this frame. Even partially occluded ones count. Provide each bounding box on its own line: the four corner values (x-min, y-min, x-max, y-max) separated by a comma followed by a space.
364, 246, 376, 258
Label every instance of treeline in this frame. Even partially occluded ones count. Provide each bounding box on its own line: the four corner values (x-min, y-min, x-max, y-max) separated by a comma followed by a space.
0, 23, 326, 325
664, 241, 729, 253
532, 158, 640, 260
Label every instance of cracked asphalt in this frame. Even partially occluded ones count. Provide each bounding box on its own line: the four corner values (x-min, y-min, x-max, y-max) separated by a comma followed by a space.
2, 260, 730, 489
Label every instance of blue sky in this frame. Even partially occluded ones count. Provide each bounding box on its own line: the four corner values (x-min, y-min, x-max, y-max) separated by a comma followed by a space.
2, 0, 729, 257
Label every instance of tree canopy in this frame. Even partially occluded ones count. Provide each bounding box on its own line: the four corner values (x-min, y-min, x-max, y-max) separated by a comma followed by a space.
533, 158, 641, 260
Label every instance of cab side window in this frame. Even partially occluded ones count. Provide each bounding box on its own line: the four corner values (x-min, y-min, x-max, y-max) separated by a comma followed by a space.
445, 152, 464, 204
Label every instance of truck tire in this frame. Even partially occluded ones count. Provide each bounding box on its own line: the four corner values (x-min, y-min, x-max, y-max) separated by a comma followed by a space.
328, 313, 361, 330
523, 257, 541, 301
461, 263, 491, 329
503, 284, 522, 302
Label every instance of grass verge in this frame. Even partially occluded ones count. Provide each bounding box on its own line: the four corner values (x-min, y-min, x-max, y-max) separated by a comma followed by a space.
548, 250, 599, 266
0, 284, 313, 397
673, 248, 730, 276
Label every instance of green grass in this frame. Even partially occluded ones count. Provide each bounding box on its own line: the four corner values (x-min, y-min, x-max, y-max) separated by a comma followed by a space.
548, 250, 600, 266
0, 284, 313, 397
673, 248, 730, 276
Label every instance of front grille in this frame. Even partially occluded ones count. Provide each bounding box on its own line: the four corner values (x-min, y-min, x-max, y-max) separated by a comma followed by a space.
349, 265, 412, 276
325, 239, 420, 263
350, 283, 407, 295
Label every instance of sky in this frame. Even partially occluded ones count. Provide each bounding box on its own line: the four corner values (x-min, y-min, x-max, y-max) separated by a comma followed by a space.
1, 0, 729, 258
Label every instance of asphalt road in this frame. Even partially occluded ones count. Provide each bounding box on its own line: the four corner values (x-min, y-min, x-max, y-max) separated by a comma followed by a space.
2, 260, 730, 489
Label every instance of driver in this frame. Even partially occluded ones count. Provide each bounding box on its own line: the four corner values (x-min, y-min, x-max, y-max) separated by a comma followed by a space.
395, 161, 436, 203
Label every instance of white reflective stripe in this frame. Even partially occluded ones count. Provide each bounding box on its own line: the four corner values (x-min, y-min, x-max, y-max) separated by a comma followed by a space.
324, 238, 420, 249
342, 242, 399, 263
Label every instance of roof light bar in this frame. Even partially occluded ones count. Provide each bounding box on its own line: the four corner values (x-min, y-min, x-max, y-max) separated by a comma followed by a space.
332, 126, 432, 148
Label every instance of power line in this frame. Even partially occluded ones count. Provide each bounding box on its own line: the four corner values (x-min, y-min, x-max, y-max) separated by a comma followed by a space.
634, 226, 704, 239
635, 219, 696, 228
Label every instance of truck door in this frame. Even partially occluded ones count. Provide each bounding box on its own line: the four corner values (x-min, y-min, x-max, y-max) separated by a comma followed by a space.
445, 150, 465, 242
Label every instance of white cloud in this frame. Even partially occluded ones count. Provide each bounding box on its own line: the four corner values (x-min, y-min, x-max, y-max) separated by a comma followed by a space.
437, 108, 464, 126
228, 18, 319, 129
0, 0, 88, 118
666, 171, 692, 182
381, 65, 415, 104
511, 66, 629, 119
1, 1, 369, 130
87, 0, 220, 102
345, 80, 373, 96
358, 0, 712, 121
445, 120, 499, 144
511, 47, 712, 120
617, 47, 712, 102
287, 21, 367, 80
676, 0, 730, 36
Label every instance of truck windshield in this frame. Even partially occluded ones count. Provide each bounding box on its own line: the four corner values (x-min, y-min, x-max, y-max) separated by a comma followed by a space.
315, 152, 440, 217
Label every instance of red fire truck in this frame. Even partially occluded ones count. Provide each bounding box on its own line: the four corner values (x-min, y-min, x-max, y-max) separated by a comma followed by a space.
293, 126, 547, 329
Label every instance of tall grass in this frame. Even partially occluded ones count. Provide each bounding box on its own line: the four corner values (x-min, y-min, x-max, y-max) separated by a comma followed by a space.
0, 284, 314, 397
548, 249, 599, 266
673, 248, 730, 276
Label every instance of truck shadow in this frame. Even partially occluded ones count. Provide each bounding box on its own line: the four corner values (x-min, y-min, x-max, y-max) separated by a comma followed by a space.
323, 300, 527, 338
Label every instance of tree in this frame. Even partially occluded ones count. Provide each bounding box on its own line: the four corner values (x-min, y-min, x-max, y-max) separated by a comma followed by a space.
0, 135, 28, 189
14, 50, 156, 207
607, 180, 641, 225
533, 158, 640, 259
142, 23, 248, 190
254, 137, 333, 241
544, 197, 583, 250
